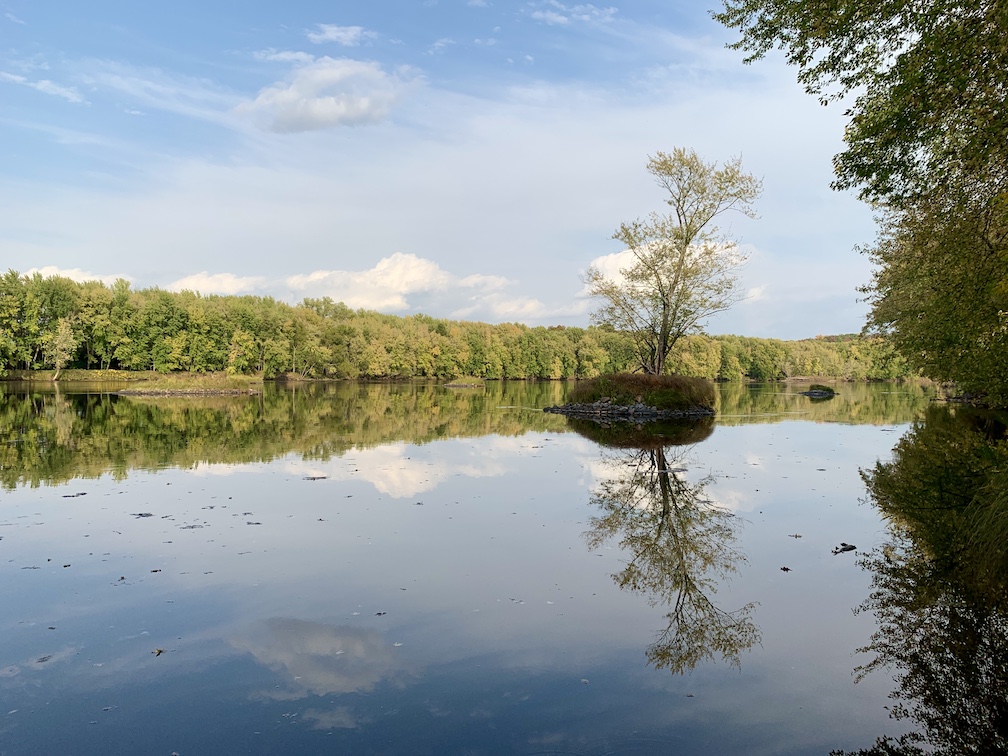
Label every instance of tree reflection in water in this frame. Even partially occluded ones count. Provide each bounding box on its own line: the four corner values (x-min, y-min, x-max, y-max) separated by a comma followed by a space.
575, 419, 759, 674
835, 407, 1008, 755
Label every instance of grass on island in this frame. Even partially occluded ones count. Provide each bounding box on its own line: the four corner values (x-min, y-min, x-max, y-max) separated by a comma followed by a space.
568, 372, 716, 412
444, 376, 486, 388
117, 372, 263, 394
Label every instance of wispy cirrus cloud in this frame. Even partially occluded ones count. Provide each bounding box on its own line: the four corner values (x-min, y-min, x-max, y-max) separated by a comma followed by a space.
529, 1, 617, 26
236, 56, 418, 132
306, 24, 377, 46
80, 61, 240, 127
254, 49, 316, 65
0, 71, 85, 103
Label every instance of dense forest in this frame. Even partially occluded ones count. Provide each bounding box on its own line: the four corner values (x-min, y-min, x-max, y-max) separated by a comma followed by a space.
0, 270, 912, 382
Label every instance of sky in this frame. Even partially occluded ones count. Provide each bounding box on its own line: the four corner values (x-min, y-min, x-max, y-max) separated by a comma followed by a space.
1, 0, 878, 339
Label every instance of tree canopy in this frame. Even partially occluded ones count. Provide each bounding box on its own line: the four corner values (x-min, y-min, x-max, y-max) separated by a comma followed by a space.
584, 148, 761, 375
715, 0, 1008, 405
713, 0, 1008, 206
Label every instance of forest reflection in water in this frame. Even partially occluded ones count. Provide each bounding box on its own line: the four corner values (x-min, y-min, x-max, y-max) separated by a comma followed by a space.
0, 378, 932, 489
836, 406, 1008, 755
5, 377, 997, 754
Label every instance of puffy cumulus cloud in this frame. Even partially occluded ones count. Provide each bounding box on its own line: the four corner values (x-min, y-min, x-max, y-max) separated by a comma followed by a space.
451, 291, 587, 322
166, 271, 267, 296
25, 265, 130, 286
285, 252, 505, 312
306, 24, 377, 46
581, 248, 633, 291
236, 56, 416, 132
530, 1, 617, 25
581, 241, 745, 296
231, 618, 413, 699
0, 71, 85, 103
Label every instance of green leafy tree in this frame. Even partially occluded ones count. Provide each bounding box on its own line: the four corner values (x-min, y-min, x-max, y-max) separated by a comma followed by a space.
715, 0, 1008, 405
44, 316, 79, 380
862, 194, 1008, 403
713, 0, 1008, 206
584, 148, 761, 375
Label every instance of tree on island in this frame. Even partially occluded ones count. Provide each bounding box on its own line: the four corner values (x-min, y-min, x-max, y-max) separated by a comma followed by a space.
584, 148, 761, 375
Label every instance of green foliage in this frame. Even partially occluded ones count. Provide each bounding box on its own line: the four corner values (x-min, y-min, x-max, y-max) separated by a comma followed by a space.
584, 149, 761, 375
714, 0, 1008, 407
862, 195, 1008, 405
568, 372, 716, 411
0, 270, 918, 384
713, 0, 1008, 207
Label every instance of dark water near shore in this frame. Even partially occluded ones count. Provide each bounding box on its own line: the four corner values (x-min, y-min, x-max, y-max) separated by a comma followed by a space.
1, 380, 1004, 754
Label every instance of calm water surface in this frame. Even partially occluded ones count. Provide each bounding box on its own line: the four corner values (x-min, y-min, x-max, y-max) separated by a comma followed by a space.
0, 381, 957, 753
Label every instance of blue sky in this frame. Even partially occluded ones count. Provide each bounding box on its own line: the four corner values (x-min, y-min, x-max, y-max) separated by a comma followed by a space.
1, 1, 876, 338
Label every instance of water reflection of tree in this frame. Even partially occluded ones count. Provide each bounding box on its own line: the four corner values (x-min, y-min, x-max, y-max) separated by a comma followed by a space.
833, 406, 1008, 755
582, 434, 759, 674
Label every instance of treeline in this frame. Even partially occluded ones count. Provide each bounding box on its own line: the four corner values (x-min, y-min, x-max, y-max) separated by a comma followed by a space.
0, 271, 912, 381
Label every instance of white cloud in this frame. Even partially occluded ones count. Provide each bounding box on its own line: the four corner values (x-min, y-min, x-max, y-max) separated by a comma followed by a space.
231, 619, 410, 698
24, 266, 131, 286
167, 272, 267, 296
531, 10, 569, 25
530, 1, 617, 26
306, 24, 377, 46
0, 71, 85, 103
254, 49, 316, 65
428, 38, 455, 55
236, 57, 416, 132
467, 0, 489, 6
5, 12, 25, 24
79, 62, 240, 127
286, 253, 498, 312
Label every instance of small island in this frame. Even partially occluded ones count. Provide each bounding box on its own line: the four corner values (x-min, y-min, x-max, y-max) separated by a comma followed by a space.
545, 372, 716, 422
798, 383, 837, 400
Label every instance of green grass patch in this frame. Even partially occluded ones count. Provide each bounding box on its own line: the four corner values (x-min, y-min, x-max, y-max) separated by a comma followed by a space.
118, 372, 263, 392
444, 376, 486, 388
568, 372, 715, 411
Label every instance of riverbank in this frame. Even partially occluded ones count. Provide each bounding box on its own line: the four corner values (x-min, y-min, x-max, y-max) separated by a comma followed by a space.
2, 369, 263, 395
